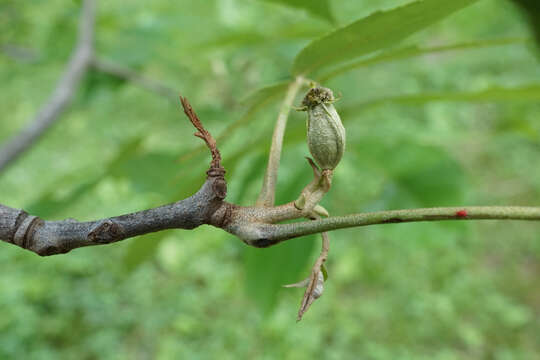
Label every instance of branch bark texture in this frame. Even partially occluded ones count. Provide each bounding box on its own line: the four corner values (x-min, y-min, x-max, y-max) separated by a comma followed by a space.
0, 179, 224, 256
0, 0, 95, 173
0, 97, 229, 256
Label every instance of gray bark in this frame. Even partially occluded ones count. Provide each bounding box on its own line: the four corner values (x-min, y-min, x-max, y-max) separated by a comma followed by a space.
0, 175, 228, 256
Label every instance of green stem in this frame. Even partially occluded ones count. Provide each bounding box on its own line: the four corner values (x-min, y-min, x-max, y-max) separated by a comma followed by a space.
250, 206, 540, 244
256, 76, 304, 207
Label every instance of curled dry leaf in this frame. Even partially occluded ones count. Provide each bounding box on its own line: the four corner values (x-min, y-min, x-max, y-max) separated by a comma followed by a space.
283, 270, 325, 321
284, 231, 330, 321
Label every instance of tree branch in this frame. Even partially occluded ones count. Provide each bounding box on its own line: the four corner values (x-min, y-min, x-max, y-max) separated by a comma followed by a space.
232, 206, 540, 247
0, 97, 230, 256
0, 181, 222, 255
0, 0, 95, 173
2, 84, 540, 258
256, 76, 304, 207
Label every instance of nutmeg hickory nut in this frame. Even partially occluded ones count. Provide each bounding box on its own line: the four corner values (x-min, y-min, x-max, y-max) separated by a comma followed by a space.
301, 86, 346, 171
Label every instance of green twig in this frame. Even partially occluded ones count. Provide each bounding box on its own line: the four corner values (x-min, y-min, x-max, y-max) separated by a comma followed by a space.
256, 76, 304, 207
240, 206, 540, 245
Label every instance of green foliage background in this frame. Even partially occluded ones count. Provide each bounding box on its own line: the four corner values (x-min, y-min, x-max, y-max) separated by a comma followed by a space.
1, 0, 539, 358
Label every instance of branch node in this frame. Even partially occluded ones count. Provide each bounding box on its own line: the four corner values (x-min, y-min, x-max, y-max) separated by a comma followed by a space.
88, 220, 124, 243
13, 213, 43, 249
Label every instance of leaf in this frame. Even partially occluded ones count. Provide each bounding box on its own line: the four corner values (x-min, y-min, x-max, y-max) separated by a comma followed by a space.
123, 231, 170, 271
195, 31, 267, 50
318, 37, 530, 81
229, 152, 267, 205
195, 24, 325, 50
342, 84, 540, 115
26, 137, 143, 218
239, 81, 291, 108
510, 0, 540, 47
354, 140, 466, 208
387, 144, 466, 207
292, 0, 480, 76
259, 0, 334, 24
244, 237, 317, 314
109, 151, 180, 198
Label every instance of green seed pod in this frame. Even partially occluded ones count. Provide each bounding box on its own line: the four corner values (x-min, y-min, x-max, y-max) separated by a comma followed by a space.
302, 87, 345, 170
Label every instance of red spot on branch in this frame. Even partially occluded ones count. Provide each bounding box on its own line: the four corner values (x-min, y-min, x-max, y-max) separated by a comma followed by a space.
456, 210, 468, 218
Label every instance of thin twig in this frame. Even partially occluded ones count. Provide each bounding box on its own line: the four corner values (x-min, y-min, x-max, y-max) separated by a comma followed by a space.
0, 0, 95, 173
237, 206, 540, 246
1, 44, 39, 63
179, 96, 223, 172
256, 76, 304, 207
92, 58, 178, 102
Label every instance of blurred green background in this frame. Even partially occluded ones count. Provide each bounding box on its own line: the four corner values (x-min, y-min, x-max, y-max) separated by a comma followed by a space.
1, 0, 540, 359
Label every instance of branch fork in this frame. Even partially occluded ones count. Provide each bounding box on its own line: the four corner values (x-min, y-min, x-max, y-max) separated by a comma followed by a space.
2, 84, 540, 321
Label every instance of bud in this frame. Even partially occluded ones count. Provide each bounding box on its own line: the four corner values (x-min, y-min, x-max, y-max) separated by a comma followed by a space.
302, 87, 345, 170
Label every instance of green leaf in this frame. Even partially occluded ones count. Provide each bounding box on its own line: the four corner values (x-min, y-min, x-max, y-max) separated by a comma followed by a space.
195, 25, 325, 50
318, 37, 530, 81
229, 152, 267, 205
354, 139, 466, 208
26, 178, 102, 218
386, 143, 466, 207
239, 81, 291, 108
342, 84, 540, 115
195, 31, 267, 50
260, 0, 334, 24
510, 0, 540, 47
244, 237, 317, 314
109, 151, 180, 198
26, 137, 144, 218
123, 231, 170, 271
292, 0, 480, 76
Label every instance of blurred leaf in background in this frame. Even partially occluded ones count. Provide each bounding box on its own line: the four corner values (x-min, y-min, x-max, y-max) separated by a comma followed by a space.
292, 0, 479, 76
510, 0, 540, 48
1, 0, 539, 358
259, 0, 336, 24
